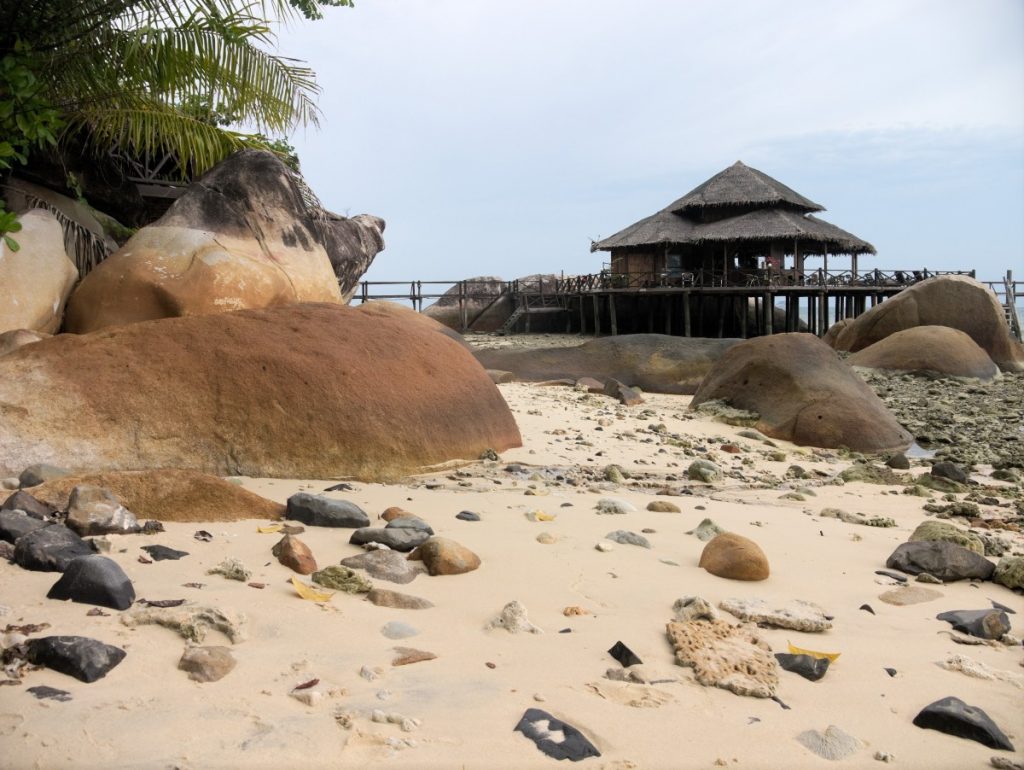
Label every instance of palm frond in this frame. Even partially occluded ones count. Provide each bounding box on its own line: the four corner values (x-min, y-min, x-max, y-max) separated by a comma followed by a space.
70, 98, 256, 176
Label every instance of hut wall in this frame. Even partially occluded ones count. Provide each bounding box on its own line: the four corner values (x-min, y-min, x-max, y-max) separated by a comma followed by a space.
611, 250, 658, 279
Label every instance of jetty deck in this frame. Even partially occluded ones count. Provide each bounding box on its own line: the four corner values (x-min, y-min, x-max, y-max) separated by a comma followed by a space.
350, 269, 1023, 341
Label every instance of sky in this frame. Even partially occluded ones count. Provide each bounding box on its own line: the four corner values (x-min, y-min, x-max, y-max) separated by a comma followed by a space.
274, 0, 1024, 284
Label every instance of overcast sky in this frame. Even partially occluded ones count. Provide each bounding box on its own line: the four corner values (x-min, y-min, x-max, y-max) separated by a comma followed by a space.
276, 0, 1024, 284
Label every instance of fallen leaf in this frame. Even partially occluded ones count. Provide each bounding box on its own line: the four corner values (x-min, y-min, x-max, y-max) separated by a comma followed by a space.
248, 582, 266, 590
257, 524, 283, 534
291, 576, 333, 602
787, 642, 841, 662
139, 599, 186, 608
293, 678, 319, 690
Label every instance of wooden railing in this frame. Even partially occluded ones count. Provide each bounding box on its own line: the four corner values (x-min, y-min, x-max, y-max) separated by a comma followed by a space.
554, 268, 975, 292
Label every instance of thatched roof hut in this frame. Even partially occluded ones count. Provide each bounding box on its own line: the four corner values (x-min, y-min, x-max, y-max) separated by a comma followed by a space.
592, 161, 874, 284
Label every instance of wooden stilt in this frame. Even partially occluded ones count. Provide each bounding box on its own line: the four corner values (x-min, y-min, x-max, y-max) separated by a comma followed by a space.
683, 292, 692, 337
740, 295, 748, 338
609, 294, 618, 336
592, 294, 600, 336
763, 292, 773, 335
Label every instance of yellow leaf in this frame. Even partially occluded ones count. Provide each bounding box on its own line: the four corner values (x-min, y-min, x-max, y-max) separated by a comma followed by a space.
291, 576, 333, 602
257, 524, 283, 534
787, 642, 840, 662
525, 510, 556, 522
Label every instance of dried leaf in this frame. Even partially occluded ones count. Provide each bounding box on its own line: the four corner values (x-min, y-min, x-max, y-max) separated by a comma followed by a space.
139, 599, 186, 608
293, 678, 319, 690
248, 582, 266, 590
787, 642, 841, 662
257, 524, 283, 534
291, 576, 333, 602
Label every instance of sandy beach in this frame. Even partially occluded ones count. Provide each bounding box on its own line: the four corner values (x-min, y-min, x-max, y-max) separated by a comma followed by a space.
3, 368, 1022, 770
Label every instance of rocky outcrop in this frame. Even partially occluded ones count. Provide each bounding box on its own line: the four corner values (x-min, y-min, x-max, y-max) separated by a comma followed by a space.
475, 334, 740, 395
0, 302, 521, 481
691, 333, 912, 452
64, 151, 382, 333
0, 329, 49, 357
665, 619, 778, 698
322, 213, 385, 302
0, 209, 78, 334
424, 274, 559, 333
25, 469, 284, 522
848, 326, 999, 381
829, 275, 1024, 372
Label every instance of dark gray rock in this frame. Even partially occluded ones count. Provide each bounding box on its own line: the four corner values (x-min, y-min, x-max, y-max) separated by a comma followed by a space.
885, 453, 910, 470
18, 463, 70, 488
1, 489, 56, 519
885, 541, 995, 581
775, 653, 830, 681
0, 509, 51, 544
25, 636, 127, 683
46, 555, 135, 610
912, 696, 1014, 751
385, 516, 434, 535
141, 545, 189, 561
936, 609, 1011, 640
456, 511, 481, 522
931, 461, 968, 484
514, 708, 601, 761
340, 549, 421, 584
349, 527, 429, 552
608, 641, 642, 667
285, 493, 369, 528
13, 525, 93, 572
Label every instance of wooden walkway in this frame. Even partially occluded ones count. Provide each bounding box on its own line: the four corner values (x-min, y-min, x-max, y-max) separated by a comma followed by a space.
348, 269, 1023, 341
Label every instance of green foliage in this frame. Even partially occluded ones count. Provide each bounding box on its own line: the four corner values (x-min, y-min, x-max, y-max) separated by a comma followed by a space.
1, 0, 341, 178
0, 52, 64, 171
0, 203, 22, 252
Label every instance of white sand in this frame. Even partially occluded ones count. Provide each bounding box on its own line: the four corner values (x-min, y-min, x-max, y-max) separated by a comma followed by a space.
2, 383, 1022, 769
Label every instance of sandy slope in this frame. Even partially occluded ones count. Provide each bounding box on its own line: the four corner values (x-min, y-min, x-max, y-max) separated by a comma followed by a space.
2, 383, 1022, 770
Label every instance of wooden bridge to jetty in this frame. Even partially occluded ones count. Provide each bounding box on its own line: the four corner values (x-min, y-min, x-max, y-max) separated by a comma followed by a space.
349, 269, 1023, 341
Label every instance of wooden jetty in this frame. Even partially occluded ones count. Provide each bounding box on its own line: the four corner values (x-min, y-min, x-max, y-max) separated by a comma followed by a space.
348, 268, 1022, 341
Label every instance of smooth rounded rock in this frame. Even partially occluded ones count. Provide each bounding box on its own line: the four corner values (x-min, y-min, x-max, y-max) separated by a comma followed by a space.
349, 527, 430, 552
13, 525, 93, 572
886, 541, 994, 582
698, 533, 769, 581
286, 494, 369, 528
178, 646, 236, 682
409, 537, 481, 576
46, 555, 136, 610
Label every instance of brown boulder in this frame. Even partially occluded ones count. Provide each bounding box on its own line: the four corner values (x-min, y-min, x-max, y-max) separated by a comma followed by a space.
698, 533, 769, 581
0, 329, 49, 357
0, 302, 521, 481
691, 333, 912, 453
24, 469, 284, 522
830, 275, 1024, 372
409, 537, 481, 576
847, 326, 999, 381
64, 151, 366, 333
423, 274, 559, 333
272, 534, 317, 575
475, 334, 740, 395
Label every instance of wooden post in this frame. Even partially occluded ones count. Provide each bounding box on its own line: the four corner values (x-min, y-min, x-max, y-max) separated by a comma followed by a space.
716, 297, 726, 338
763, 292, 773, 335
609, 294, 618, 336
823, 245, 829, 281
683, 292, 692, 337
664, 296, 673, 335
819, 291, 828, 335
740, 294, 748, 338
458, 281, 467, 331
579, 296, 586, 334
592, 294, 601, 336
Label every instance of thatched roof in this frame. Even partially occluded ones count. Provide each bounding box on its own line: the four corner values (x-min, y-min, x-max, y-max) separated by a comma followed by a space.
592, 161, 874, 255
592, 205, 875, 255
666, 161, 824, 214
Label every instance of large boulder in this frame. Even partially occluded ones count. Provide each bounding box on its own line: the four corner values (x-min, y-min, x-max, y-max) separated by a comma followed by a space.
0, 209, 78, 334
0, 302, 521, 481
691, 333, 912, 452
25, 469, 284, 522
64, 151, 381, 333
424, 274, 559, 332
847, 326, 999, 381
322, 213, 385, 303
475, 334, 740, 395
830, 275, 1024, 372
0, 329, 49, 357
